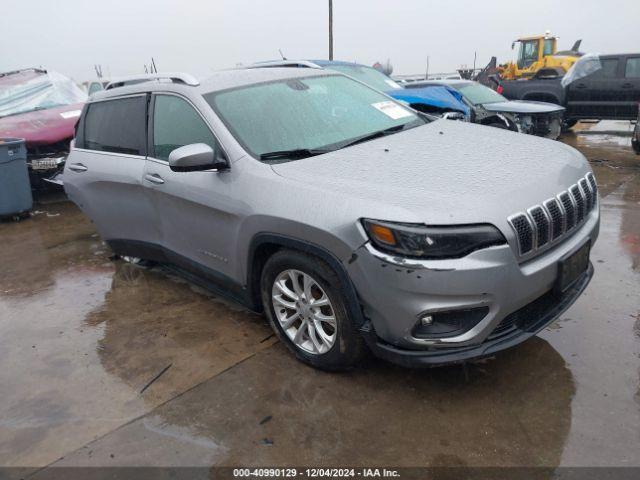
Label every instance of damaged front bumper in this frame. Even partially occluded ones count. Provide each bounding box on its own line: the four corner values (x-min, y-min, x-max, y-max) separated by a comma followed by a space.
360, 263, 593, 367
27, 154, 66, 188
475, 103, 565, 139
513, 112, 564, 139
345, 207, 599, 366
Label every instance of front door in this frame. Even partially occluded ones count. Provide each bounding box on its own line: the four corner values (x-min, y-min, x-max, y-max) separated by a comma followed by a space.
143, 93, 241, 286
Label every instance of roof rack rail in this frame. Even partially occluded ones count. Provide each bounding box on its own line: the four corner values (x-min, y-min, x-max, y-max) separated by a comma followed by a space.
0, 67, 48, 78
245, 60, 322, 70
105, 72, 199, 90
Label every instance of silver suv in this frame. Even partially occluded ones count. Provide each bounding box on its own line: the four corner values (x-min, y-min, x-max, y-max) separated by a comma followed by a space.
64, 69, 599, 370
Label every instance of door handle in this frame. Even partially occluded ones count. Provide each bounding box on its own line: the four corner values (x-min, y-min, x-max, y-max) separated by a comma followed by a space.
67, 163, 88, 172
144, 173, 165, 185
575, 83, 587, 89
621, 83, 633, 89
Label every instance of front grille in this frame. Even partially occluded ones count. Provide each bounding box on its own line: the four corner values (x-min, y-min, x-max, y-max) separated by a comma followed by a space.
508, 173, 597, 258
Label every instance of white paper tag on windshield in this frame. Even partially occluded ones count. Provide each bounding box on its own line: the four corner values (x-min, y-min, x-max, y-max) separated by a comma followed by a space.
371, 101, 412, 120
60, 110, 81, 119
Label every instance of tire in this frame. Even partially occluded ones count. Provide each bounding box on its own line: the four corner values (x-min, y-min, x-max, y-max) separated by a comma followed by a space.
561, 119, 578, 132
545, 118, 562, 140
260, 249, 366, 370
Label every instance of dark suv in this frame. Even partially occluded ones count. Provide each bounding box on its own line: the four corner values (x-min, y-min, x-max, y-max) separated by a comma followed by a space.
500, 53, 640, 125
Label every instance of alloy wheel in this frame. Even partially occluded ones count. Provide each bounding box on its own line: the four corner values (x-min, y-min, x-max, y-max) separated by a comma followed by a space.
271, 269, 337, 354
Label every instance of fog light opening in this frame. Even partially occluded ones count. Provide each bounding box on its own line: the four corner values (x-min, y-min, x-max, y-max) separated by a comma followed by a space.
420, 315, 434, 326
413, 307, 489, 339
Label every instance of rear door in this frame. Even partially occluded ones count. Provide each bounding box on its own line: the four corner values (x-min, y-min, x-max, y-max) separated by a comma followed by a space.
621, 55, 640, 119
64, 94, 162, 255
565, 56, 623, 119
143, 93, 240, 285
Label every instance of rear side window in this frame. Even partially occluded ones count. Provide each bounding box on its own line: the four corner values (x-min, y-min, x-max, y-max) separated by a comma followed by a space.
592, 59, 618, 78
625, 58, 640, 78
153, 95, 218, 160
83, 96, 147, 155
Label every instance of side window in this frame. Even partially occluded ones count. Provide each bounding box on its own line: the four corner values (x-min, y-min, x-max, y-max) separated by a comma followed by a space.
83, 96, 147, 155
88, 82, 104, 95
591, 59, 619, 78
153, 95, 218, 161
625, 58, 640, 78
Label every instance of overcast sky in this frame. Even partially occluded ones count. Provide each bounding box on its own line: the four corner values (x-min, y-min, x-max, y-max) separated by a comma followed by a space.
2, 0, 638, 81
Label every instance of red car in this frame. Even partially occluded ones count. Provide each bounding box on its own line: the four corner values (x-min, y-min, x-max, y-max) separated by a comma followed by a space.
0, 68, 87, 188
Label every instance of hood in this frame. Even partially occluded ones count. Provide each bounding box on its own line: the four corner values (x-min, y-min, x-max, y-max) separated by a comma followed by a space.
0, 103, 82, 146
481, 100, 564, 114
387, 86, 470, 115
270, 120, 589, 228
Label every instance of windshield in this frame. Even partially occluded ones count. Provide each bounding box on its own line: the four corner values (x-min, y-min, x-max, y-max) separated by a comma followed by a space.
457, 83, 507, 105
325, 64, 403, 92
205, 74, 424, 161
0, 70, 87, 118
517, 40, 540, 69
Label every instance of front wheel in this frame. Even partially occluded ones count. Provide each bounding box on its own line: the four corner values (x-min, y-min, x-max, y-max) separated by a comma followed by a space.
261, 249, 366, 370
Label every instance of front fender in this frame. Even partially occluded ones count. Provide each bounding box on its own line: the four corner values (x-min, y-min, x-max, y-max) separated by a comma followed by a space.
243, 229, 366, 327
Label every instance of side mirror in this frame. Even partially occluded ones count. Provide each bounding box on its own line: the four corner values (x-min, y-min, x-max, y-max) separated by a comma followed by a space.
168, 143, 228, 172
442, 111, 465, 121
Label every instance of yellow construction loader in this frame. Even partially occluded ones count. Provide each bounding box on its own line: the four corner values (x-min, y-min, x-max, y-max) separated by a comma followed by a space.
499, 32, 583, 80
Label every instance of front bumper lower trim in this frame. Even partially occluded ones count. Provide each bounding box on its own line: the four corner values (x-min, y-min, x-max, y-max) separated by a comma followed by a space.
360, 262, 594, 368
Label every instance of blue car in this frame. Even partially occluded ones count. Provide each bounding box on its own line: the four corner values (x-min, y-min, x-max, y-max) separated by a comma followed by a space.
250, 60, 564, 139
250, 59, 469, 118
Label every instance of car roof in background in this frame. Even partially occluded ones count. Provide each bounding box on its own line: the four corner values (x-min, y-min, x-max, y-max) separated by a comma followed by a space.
0, 68, 48, 87
90, 67, 336, 101
253, 59, 370, 69
308, 60, 368, 68
408, 79, 474, 89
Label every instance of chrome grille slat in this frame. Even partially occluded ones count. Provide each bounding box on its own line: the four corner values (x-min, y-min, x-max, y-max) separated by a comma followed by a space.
579, 178, 593, 211
559, 191, 576, 230
508, 214, 534, 255
543, 198, 564, 240
508, 173, 597, 259
587, 172, 598, 196
528, 206, 550, 247
570, 184, 585, 222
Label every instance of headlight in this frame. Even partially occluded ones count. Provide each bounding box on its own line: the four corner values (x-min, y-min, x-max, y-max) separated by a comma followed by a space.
362, 219, 506, 259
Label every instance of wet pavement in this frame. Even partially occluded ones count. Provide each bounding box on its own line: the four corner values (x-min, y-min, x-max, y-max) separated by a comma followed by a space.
0, 126, 639, 472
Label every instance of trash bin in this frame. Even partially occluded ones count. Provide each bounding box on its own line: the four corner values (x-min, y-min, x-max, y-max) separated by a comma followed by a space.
0, 138, 33, 219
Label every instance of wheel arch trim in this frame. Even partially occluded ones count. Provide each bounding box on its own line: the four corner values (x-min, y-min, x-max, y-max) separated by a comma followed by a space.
246, 233, 366, 327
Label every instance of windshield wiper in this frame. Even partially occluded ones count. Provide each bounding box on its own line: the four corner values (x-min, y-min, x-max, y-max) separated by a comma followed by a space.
259, 122, 421, 161
336, 123, 412, 149
259, 148, 329, 161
